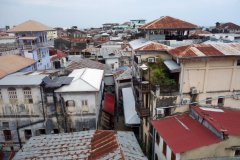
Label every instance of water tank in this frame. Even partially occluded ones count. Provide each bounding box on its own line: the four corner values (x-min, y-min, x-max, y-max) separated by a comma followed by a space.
222, 36, 234, 42
210, 34, 220, 40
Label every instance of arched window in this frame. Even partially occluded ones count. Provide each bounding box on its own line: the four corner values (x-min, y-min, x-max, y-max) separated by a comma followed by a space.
23, 87, 33, 104
8, 87, 17, 99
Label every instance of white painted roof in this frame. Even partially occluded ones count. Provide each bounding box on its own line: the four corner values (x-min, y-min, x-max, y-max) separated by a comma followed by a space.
129, 38, 149, 51
55, 68, 104, 92
122, 87, 141, 125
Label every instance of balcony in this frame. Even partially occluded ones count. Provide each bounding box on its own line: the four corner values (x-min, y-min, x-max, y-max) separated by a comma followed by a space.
135, 100, 150, 117
133, 77, 151, 93
16, 40, 54, 50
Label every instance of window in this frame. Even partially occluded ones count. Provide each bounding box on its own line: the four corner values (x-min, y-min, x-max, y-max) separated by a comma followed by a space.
163, 141, 167, 157
218, 97, 224, 105
206, 97, 212, 104
8, 87, 17, 99
0, 89, 2, 99
24, 130, 32, 140
37, 51, 41, 60
28, 51, 32, 53
66, 100, 75, 107
2, 122, 9, 127
155, 153, 158, 160
237, 60, 240, 66
23, 87, 33, 104
47, 96, 54, 104
235, 150, 240, 157
145, 118, 148, 127
83, 128, 90, 131
111, 63, 114, 70
156, 132, 159, 145
119, 79, 131, 83
52, 129, 59, 134
70, 128, 76, 132
81, 100, 88, 106
171, 151, 176, 160
11, 147, 14, 151
3, 130, 12, 141
39, 129, 46, 135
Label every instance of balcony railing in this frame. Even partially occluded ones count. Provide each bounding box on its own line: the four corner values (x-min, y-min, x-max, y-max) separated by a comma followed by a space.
135, 100, 150, 117
16, 40, 54, 49
133, 77, 151, 92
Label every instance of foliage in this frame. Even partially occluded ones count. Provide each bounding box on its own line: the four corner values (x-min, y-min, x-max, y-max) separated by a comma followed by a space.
137, 138, 146, 155
148, 57, 176, 85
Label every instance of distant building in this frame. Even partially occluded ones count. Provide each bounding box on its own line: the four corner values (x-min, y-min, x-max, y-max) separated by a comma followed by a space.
213, 22, 240, 33
67, 26, 87, 38
7, 20, 55, 70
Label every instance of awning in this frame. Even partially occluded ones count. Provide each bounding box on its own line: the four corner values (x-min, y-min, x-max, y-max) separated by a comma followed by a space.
122, 87, 140, 125
102, 92, 114, 115
19, 36, 39, 40
164, 59, 181, 73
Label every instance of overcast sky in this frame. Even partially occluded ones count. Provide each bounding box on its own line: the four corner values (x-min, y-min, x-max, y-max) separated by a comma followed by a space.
1, 0, 240, 29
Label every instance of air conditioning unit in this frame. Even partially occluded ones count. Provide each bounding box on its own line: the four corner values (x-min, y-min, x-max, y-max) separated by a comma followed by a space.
156, 108, 164, 114
191, 88, 200, 94
155, 56, 159, 62
182, 98, 190, 105
148, 58, 155, 63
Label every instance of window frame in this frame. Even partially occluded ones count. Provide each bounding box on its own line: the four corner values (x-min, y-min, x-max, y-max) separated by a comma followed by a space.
206, 97, 212, 104
81, 100, 88, 106
2, 122, 9, 127
156, 132, 159, 145
3, 130, 12, 141
218, 97, 224, 105
24, 129, 32, 140
66, 100, 75, 107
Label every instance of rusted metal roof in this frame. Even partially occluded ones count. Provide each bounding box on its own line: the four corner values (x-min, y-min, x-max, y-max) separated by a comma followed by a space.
60, 36, 110, 43
189, 30, 211, 36
168, 43, 240, 58
7, 20, 55, 32
0, 54, 37, 79
82, 47, 130, 57
13, 130, 147, 160
139, 16, 201, 30
113, 68, 132, 80
66, 58, 106, 71
217, 22, 240, 29
134, 42, 170, 51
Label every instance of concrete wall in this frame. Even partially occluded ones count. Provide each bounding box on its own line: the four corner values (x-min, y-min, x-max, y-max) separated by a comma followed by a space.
104, 76, 114, 86
180, 135, 240, 159
105, 58, 119, 71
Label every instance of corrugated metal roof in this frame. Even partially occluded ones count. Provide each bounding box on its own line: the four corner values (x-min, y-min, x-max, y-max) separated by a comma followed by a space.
113, 68, 132, 80
191, 106, 240, 136
150, 113, 223, 154
129, 38, 171, 52
82, 47, 130, 58
19, 36, 38, 40
55, 68, 104, 92
139, 16, 201, 29
66, 58, 106, 71
189, 30, 211, 36
122, 88, 141, 125
13, 130, 147, 160
163, 59, 181, 73
0, 54, 37, 79
102, 92, 114, 115
168, 43, 240, 58
7, 20, 55, 32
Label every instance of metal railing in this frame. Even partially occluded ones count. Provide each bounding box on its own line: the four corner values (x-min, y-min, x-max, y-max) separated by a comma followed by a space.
135, 100, 150, 117
16, 40, 54, 49
133, 77, 151, 92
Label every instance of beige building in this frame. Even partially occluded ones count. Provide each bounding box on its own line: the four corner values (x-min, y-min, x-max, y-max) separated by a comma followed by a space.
129, 38, 240, 158
47, 30, 58, 40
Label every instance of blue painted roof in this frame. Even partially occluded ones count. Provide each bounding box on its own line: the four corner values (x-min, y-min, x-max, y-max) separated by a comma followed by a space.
116, 66, 130, 70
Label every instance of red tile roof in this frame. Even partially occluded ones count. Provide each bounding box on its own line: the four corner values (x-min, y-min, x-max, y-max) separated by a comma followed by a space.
139, 16, 201, 29
134, 42, 169, 51
191, 106, 240, 136
168, 44, 240, 58
0, 54, 37, 79
217, 22, 240, 29
51, 52, 67, 60
102, 92, 114, 115
189, 30, 211, 36
66, 58, 106, 71
151, 113, 223, 154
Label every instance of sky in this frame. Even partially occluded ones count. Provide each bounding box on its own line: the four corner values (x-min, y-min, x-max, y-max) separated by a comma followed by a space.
0, 0, 240, 29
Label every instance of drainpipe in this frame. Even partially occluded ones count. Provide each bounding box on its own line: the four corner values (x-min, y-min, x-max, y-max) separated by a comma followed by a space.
16, 84, 46, 149
180, 62, 185, 105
